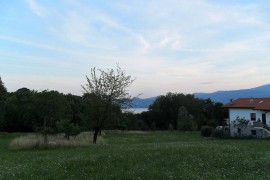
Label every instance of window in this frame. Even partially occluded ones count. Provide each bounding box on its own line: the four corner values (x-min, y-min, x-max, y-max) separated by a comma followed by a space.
251, 130, 257, 136
237, 128, 241, 134
250, 113, 256, 121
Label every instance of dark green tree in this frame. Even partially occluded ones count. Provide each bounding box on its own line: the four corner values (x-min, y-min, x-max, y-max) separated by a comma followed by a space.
56, 119, 80, 139
64, 94, 84, 127
82, 65, 135, 144
177, 106, 197, 131
0, 76, 7, 95
4, 88, 36, 132
0, 77, 7, 131
143, 92, 225, 130
34, 90, 66, 143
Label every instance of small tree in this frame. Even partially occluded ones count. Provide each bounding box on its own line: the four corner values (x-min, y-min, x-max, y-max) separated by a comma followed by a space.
34, 90, 65, 144
233, 116, 250, 136
168, 123, 174, 131
82, 65, 135, 144
56, 119, 80, 139
177, 106, 188, 131
177, 106, 197, 131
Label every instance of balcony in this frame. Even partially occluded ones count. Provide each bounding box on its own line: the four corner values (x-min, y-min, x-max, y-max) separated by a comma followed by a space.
253, 121, 263, 128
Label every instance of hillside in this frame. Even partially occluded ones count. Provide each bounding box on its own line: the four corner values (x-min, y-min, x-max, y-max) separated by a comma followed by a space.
194, 84, 270, 104
133, 84, 270, 107
132, 97, 156, 108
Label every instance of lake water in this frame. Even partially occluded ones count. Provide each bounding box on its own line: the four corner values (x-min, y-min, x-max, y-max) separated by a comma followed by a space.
123, 108, 148, 114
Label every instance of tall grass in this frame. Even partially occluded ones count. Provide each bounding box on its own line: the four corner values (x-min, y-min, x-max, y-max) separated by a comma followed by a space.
9, 132, 104, 150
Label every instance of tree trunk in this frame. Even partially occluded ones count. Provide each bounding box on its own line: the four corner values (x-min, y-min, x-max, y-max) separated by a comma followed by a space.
43, 117, 48, 144
43, 133, 48, 144
93, 128, 99, 144
98, 129, 102, 136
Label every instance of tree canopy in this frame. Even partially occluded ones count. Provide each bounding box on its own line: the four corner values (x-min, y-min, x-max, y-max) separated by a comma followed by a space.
0, 75, 226, 140
0, 77, 7, 94
0, 76, 7, 131
138, 92, 226, 130
82, 65, 135, 143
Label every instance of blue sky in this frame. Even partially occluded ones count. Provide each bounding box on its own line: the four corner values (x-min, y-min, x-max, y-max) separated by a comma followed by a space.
1, 0, 270, 97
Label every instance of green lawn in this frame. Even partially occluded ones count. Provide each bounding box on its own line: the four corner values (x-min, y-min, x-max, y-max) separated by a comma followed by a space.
1, 131, 270, 179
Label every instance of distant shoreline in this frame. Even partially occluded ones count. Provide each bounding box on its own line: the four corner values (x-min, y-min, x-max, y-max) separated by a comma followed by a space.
123, 108, 148, 114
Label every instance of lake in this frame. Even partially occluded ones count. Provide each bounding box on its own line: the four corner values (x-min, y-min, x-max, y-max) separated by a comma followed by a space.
123, 108, 148, 114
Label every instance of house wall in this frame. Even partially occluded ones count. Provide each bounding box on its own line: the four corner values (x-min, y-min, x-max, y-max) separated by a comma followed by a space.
229, 108, 270, 137
229, 108, 270, 126
230, 125, 263, 137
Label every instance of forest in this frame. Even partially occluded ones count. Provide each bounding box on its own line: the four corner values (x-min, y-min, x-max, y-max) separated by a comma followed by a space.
0, 76, 226, 134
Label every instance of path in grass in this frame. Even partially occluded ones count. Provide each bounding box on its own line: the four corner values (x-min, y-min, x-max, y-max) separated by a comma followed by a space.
1, 131, 270, 179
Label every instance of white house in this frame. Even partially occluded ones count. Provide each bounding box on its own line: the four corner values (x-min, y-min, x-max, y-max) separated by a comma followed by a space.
223, 98, 270, 138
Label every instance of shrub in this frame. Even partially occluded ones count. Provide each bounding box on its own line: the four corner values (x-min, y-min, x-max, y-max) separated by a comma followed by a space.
177, 116, 198, 131
212, 129, 230, 138
168, 123, 174, 131
137, 119, 148, 131
150, 121, 156, 130
200, 126, 213, 137
56, 119, 81, 139
207, 119, 218, 127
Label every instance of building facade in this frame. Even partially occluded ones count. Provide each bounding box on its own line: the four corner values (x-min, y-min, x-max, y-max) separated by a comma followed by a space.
223, 98, 270, 138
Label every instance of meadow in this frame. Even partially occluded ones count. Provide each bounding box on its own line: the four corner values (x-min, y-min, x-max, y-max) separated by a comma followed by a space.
1, 131, 270, 179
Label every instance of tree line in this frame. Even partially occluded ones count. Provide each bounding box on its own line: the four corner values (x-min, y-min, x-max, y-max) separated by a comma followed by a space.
138, 92, 227, 131
0, 68, 226, 141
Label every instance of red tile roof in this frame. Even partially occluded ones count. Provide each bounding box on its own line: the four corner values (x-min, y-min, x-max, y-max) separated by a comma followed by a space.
223, 98, 270, 110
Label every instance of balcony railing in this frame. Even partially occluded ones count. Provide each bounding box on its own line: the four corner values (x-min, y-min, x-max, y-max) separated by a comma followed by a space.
253, 121, 263, 128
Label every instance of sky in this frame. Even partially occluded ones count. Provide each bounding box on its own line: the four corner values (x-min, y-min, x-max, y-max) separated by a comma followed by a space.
1, 0, 270, 98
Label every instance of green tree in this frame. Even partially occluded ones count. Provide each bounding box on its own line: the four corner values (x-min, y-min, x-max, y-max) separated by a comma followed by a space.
64, 94, 84, 128
177, 106, 197, 131
143, 92, 224, 130
82, 65, 135, 144
177, 106, 188, 130
56, 119, 81, 139
0, 76, 7, 131
0, 76, 7, 95
34, 90, 66, 144
4, 88, 36, 132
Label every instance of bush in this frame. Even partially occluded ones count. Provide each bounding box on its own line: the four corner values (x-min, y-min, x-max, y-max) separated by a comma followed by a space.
177, 115, 198, 131
56, 119, 81, 139
168, 123, 174, 131
137, 119, 148, 131
212, 129, 230, 138
200, 126, 213, 137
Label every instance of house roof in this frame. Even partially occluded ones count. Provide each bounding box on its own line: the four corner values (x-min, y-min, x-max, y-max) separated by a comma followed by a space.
223, 98, 270, 111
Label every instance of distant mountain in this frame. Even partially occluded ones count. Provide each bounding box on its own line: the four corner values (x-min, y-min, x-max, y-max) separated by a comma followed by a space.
132, 97, 156, 108
194, 84, 270, 104
132, 84, 270, 107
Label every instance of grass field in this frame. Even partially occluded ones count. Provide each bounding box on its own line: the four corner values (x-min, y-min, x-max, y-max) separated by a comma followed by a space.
1, 131, 270, 179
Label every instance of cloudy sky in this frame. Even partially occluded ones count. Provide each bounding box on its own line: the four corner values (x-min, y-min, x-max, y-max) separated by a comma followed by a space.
1, 0, 270, 98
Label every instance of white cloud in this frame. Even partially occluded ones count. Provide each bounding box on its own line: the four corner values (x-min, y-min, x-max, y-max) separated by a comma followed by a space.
157, 32, 182, 50
2, 0, 270, 97
137, 35, 150, 52
26, 0, 47, 17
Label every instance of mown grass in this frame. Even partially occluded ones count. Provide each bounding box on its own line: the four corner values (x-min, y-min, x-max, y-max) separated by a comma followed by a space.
1, 131, 270, 179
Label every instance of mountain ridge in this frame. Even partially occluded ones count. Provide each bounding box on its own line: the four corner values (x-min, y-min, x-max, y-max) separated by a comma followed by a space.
132, 97, 156, 108
133, 84, 270, 108
194, 84, 270, 104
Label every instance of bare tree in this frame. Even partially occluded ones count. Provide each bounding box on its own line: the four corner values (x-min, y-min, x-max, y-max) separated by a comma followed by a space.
82, 65, 135, 144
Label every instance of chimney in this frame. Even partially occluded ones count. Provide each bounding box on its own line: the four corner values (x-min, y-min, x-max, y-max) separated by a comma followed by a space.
250, 98, 254, 104
230, 99, 233, 102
